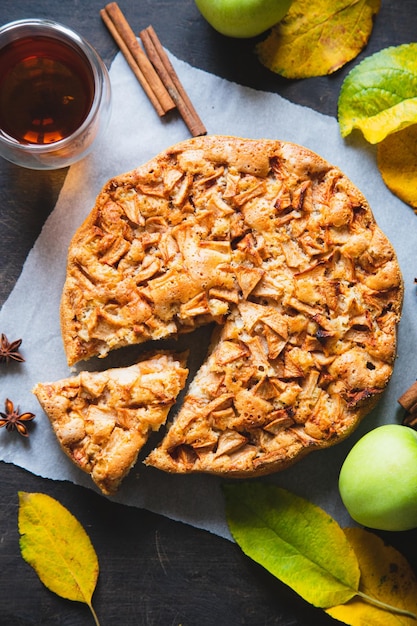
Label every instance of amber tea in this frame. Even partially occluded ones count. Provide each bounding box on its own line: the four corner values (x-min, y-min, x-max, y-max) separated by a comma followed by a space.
0, 19, 111, 169
0, 35, 95, 145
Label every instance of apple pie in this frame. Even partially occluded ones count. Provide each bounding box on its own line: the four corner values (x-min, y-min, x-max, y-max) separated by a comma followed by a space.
59, 135, 403, 478
33, 352, 188, 494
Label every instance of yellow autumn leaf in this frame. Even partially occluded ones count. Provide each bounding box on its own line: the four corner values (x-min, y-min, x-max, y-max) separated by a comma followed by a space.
256, 0, 380, 79
377, 125, 417, 211
326, 527, 417, 625
18, 491, 101, 626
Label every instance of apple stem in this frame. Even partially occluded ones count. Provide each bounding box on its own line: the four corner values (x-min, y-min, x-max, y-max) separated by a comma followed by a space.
356, 590, 417, 620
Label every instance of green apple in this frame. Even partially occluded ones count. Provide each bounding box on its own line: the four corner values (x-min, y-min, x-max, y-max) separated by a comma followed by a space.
194, 0, 293, 38
339, 424, 417, 531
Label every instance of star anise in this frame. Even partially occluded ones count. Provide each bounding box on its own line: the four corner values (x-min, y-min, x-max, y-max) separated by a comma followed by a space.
0, 333, 25, 363
0, 398, 35, 437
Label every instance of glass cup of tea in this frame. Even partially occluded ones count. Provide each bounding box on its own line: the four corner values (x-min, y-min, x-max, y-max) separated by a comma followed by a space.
0, 19, 111, 169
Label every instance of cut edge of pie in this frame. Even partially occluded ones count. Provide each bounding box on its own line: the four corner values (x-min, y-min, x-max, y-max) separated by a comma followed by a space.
57, 135, 403, 480
32, 351, 188, 495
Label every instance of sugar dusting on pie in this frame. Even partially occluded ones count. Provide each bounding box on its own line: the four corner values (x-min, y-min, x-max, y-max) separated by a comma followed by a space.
38, 136, 402, 487
33, 352, 188, 494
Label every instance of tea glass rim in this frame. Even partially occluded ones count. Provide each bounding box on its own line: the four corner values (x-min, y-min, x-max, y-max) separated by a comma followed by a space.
0, 17, 108, 157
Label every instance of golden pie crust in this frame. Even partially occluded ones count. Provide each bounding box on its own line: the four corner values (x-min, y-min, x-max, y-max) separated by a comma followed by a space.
33, 352, 188, 494
59, 135, 403, 479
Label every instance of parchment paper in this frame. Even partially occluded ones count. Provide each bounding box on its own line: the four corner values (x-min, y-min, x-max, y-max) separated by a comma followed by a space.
1, 49, 416, 540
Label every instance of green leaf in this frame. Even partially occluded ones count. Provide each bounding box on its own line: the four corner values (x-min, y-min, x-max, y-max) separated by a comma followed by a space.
256, 0, 380, 79
223, 482, 360, 608
18, 491, 101, 626
338, 43, 417, 143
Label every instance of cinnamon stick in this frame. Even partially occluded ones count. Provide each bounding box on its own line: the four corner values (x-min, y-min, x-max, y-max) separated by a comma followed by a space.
398, 380, 417, 412
140, 25, 207, 137
403, 412, 417, 428
101, 3, 175, 116
398, 380, 417, 428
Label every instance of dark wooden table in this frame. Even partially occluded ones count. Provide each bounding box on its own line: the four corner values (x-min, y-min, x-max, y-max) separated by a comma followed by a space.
1, 1, 417, 624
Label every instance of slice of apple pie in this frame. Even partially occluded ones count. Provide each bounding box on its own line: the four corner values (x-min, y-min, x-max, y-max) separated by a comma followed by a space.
33, 352, 188, 494
59, 135, 403, 477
